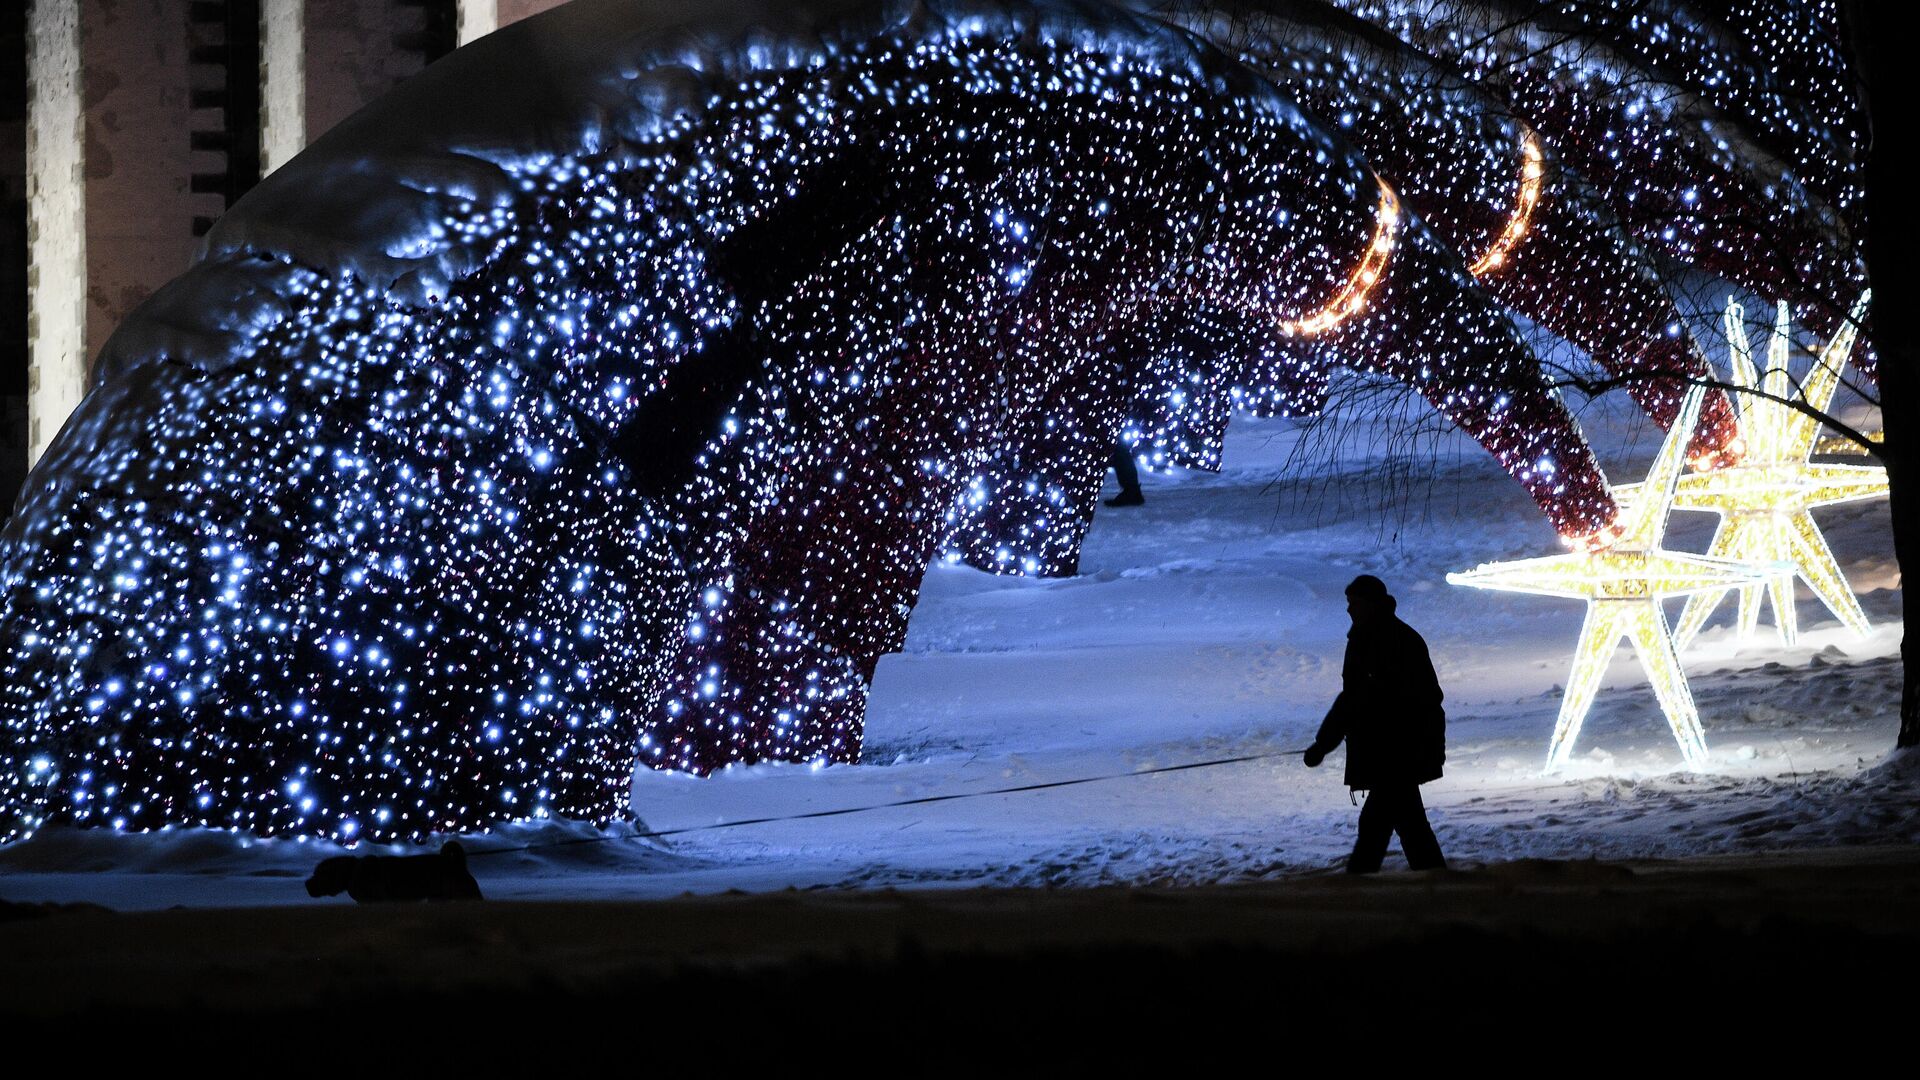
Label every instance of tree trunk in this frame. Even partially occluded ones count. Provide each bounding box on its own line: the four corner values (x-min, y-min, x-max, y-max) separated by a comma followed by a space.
1845, 2, 1920, 749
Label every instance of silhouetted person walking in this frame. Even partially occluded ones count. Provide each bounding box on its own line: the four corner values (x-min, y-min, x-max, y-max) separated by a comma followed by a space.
1104, 442, 1144, 507
1304, 575, 1447, 873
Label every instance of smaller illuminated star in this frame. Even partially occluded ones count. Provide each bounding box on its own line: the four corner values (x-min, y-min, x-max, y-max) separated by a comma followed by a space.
1449, 387, 1771, 770
1618, 293, 1883, 650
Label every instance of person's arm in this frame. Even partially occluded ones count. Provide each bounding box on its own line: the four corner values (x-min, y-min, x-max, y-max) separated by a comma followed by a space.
1307, 636, 1361, 767
1305, 693, 1349, 767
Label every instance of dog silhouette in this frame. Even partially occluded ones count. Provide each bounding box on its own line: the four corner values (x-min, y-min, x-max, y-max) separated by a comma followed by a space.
306, 841, 484, 903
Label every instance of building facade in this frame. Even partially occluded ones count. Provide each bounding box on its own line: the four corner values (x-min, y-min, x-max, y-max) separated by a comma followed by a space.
5, 0, 569, 514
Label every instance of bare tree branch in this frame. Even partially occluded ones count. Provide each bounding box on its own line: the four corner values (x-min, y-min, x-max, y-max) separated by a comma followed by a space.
1545, 367, 1884, 459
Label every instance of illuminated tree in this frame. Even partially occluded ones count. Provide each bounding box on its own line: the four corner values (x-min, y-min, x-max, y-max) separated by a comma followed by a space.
0, 0, 1890, 844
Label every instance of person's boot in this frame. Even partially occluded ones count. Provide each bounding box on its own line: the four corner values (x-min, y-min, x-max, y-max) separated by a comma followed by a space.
1103, 490, 1144, 507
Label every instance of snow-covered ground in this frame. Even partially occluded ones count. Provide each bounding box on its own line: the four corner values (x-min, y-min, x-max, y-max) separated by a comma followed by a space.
2, 390, 1911, 909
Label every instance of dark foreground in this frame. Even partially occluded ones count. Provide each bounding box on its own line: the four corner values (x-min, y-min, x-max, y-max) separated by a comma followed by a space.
6, 845, 1917, 1064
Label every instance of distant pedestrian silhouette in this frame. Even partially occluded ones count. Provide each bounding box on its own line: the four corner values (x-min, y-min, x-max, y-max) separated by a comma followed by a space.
1103, 442, 1144, 507
1304, 575, 1447, 873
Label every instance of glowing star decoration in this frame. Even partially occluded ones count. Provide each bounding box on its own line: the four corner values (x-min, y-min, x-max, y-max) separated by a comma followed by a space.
1656, 292, 1884, 649
0, 0, 1874, 844
1449, 388, 1773, 770
1814, 432, 1882, 457
1467, 130, 1544, 277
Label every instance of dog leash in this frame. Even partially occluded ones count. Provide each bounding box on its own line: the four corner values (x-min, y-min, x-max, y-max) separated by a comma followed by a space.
462, 746, 1316, 859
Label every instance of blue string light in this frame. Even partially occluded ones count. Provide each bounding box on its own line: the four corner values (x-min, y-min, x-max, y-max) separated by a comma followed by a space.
0, 0, 1865, 844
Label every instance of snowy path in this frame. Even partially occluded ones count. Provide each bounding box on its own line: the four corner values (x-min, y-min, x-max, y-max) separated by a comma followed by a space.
2, 402, 1911, 908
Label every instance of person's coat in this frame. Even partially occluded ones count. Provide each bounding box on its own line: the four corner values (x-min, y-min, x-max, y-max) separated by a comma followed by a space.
1312, 608, 1445, 789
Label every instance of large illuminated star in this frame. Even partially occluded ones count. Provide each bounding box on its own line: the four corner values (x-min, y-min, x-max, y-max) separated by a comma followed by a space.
1449, 387, 1772, 770
1622, 293, 1882, 650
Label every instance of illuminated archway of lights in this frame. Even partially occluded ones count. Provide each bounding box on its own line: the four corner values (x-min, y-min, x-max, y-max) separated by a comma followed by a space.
0, 0, 1619, 845
1159, 0, 1754, 466
0, 0, 1871, 842
1317, 0, 1870, 381
1449, 388, 1773, 770
1467, 132, 1544, 277
1651, 293, 1883, 650
1279, 180, 1400, 337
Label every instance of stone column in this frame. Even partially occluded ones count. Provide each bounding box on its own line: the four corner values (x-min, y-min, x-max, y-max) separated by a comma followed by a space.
456, 0, 494, 45
460, 0, 567, 46
260, 0, 305, 175
25, 0, 87, 466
